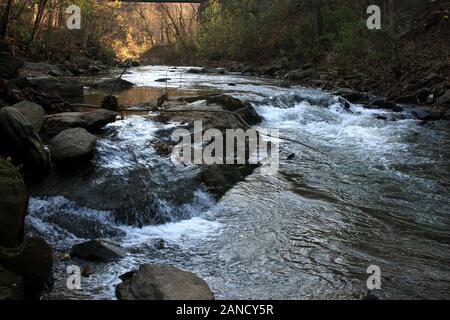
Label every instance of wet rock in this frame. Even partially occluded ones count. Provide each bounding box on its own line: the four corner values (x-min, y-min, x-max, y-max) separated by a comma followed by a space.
93, 78, 134, 91
178, 94, 263, 126
11, 101, 45, 133
50, 128, 97, 163
0, 237, 53, 299
43, 211, 126, 239
116, 264, 214, 300
332, 88, 363, 102
78, 109, 119, 131
0, 53, 23, 79
82, 265, 94, 278
148, 138, 173, 156
155, 78, 171, 82
71, 239, 126, 262
186, 68, 203, 74
42, 109, 118, 138
0, 107, 49, 181
29, 78, 83, 98
196, 164, 257, 199
0, 265, 24, 300
368, 99, 404, 112
0, 160, 27, 248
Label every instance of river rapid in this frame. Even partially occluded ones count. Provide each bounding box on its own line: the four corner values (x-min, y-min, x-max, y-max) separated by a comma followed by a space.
27, 65, 450, 300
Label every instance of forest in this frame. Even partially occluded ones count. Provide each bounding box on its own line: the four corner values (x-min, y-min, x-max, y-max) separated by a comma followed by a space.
0, 0, 449, 302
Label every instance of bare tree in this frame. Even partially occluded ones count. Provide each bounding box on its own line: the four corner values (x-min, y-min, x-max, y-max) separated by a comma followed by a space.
0, 0, 14, 39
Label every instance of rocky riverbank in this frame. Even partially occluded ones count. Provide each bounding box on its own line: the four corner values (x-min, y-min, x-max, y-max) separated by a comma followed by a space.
190, 60, 450, 123
0, 45, 265, 299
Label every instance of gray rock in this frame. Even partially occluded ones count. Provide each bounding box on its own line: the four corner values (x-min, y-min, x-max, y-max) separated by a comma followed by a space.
178, 94, 263, 125
11, 101, 45, 133
43, 211, 126, 239
71, 239, 126, 262
21, 61, 68, 78
42, 109, 118, 138
29, 78, 83, 98
50, 128, 97, 163
0, 160, 27, 248
436, 89, 450, 106
116, 264, 214, 300
0, 265, 24, 300
0, 107, 49, 181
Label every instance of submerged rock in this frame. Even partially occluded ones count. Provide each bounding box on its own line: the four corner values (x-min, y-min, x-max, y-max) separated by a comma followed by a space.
71, 239, 126, 262
93, 78, 134, 91
196, 164, 257, 199
42, 109, 118, 138
0, 160, 27, 248
116, 264, 214, 300
0, 107, 49, 181
50, 128, 97, 163
11, 101, 45, 133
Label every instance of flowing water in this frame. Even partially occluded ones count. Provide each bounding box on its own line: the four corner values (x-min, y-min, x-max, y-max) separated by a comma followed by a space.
28, 66, 450, 300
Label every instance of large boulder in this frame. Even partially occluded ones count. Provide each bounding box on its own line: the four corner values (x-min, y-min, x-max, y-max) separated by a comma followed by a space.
0, 53, 23, 79
0, 160, 28, 248
71, 239, 126, 262
176, 94, 263, 126
0, 107, 49, 181
116, 264, 214, 300
19, 62, 69, 78
42, 109, 118, 139
29, 78, 83, 98
11, 101, 45, 133
50, 128, 97, 163
0, 237, 53, 299
0, 265, 24, 300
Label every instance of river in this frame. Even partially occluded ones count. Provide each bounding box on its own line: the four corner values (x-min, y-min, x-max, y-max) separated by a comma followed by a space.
27, 65, 450, 300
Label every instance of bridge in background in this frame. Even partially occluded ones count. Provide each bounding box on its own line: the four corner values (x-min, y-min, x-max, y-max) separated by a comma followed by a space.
115, 0, 205, 3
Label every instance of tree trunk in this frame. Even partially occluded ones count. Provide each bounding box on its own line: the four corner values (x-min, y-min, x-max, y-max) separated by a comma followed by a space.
0, 0, 14, 39
31, 0, 48, 42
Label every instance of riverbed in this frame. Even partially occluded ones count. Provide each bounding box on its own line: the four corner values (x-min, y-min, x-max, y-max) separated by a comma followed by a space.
28, 65, 450, 300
